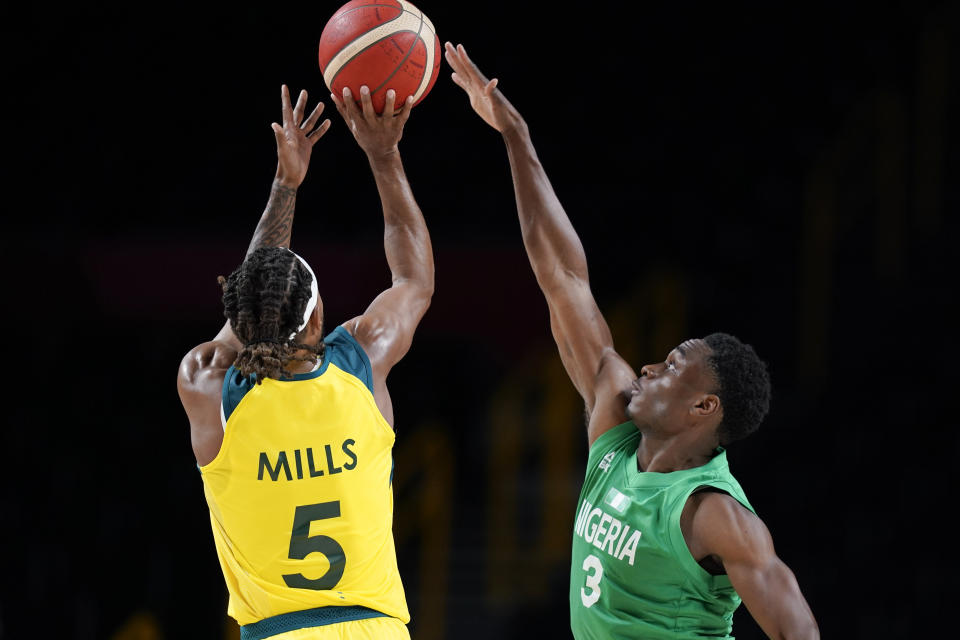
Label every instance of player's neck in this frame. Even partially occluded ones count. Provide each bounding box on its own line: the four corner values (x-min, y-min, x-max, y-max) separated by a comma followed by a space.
285, 351, 323, 374
635, 432, 716, 474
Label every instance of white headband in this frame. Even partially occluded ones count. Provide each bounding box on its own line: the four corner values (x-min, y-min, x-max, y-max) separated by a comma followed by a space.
289, 249, 319, 340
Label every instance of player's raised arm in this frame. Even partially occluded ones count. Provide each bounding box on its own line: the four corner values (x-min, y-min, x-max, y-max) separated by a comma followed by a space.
331, 85, 434, 425
212, 85, 332, 347
178, 85, 330, 464
445, 42, 634, 444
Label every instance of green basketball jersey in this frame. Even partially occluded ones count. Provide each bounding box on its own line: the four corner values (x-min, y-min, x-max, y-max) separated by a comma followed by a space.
569, 422, 755, 639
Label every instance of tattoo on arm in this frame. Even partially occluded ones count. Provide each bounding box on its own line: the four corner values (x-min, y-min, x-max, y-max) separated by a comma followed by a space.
245, 181, 298, 256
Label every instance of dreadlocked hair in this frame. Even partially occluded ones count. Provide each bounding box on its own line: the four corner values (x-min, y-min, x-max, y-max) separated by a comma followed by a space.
702, 333, 771, 446
217, 247, 324, 382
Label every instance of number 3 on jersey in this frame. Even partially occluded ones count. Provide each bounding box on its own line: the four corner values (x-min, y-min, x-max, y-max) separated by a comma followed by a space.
282, 501, 346, 590
580, 554, 604, 608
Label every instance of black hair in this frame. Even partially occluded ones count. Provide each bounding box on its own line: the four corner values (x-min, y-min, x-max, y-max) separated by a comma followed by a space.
702, 333, 771, 445
217, 247, 323, 382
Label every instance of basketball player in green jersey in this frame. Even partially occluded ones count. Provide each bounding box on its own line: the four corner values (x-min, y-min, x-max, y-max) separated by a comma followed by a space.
445, 43, 819, 639
177, 85, 431, 639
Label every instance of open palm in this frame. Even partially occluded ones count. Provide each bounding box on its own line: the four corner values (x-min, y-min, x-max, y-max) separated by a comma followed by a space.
444, 42, 521, 133
273, 85, 331, 188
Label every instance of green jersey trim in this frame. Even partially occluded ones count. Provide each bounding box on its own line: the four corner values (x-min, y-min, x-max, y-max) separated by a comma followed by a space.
587, 422, 639, 465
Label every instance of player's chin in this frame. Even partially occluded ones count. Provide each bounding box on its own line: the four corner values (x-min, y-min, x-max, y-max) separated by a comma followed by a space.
625, 396, 643, 422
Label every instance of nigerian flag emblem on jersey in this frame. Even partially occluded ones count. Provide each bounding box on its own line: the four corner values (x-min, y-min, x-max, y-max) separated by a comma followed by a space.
604, 487, 630, 514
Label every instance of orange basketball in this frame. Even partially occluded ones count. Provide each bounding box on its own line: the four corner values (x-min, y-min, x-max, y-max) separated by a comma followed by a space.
318, 0, 441, 114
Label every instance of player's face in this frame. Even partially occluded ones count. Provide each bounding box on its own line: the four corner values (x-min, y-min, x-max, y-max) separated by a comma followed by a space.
626, 339, 716, 431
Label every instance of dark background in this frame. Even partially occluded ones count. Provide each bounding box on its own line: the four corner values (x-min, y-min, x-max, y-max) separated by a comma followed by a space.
3, 1, 957, 638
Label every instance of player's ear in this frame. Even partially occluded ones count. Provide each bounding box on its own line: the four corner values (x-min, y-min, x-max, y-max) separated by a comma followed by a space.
692, 393, 721, 418
309, 299, 324, 332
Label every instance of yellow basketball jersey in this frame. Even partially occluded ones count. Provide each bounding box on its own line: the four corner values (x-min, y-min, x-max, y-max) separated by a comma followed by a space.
200, 327, 409, 627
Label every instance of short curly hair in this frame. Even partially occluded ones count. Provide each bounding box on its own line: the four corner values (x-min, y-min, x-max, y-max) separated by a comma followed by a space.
702, 333, 771, 445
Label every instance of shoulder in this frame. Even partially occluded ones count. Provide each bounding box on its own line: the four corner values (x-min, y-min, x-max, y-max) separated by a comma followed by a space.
320, 324, 374, 392
340, 312, 395, 351
584, 421, 638, 473
178, 341, 237, 466
178, 340, 236, 390
325, 323, 367, 360
683, 489, 773, 562
178, 340, 236, 441
586, 348, 637, 444
338, 314, 381, 357
685, 490, 763, 534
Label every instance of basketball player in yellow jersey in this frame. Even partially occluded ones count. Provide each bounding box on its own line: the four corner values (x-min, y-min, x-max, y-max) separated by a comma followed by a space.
176, 84, 432, 640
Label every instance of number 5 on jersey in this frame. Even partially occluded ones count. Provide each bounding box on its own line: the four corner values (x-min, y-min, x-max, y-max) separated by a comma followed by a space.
581, 554, 604, 608
282, 501, 346, 590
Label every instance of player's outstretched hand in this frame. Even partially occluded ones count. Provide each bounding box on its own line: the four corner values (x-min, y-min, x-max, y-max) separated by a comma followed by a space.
444, 42, 522, 134
331, 86, 413, 159
273, 85, 332, 188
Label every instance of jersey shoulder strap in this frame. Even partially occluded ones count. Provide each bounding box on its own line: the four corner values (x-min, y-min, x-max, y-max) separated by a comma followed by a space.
323, 326, 374, 393
221, 365, 255, 425
219, 327, 374, 425
587, 421, 638, 465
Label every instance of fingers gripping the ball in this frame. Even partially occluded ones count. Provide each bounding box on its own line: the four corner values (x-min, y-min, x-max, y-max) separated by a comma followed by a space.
318, 2, 441, 114
330, 83, 413, 155
333, 87, 362, 134
398, 95, 414, 127
333, 86, 409, 125
383, 89, 397, 119
382, 89, 413, 123
359, 85, 377, 124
